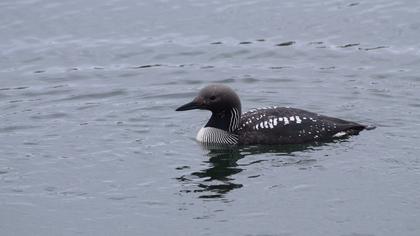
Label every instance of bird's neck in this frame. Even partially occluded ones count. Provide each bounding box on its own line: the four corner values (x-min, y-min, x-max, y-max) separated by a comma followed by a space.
205, 107, 241, 132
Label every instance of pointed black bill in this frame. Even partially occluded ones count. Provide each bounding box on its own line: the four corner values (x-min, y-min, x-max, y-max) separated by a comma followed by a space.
175, 100, 201, 111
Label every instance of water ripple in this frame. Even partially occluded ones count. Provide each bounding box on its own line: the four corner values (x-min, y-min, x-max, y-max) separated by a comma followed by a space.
30, 113, 69, 120
58, 90, 126, 101
0, 125, 39, 133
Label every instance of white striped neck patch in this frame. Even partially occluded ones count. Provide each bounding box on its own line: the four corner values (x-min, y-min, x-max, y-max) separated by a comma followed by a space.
196, 127, 239, 145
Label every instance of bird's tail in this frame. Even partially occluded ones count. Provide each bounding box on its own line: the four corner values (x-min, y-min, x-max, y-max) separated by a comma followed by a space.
365, 125, 377, 131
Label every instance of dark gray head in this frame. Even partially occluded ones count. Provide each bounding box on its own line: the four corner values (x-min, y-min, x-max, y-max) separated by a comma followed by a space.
176, 84, 241, 113
176, 84, 241, 132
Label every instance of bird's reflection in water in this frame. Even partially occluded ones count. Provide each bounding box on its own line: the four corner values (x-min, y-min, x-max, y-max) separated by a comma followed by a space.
178, 143, 244, 199
177, 141, 333, 199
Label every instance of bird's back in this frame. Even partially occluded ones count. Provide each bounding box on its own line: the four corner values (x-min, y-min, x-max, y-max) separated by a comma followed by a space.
237, 107, 365, 145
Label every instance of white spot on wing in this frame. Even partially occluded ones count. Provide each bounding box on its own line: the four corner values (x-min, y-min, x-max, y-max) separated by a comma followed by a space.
268, 119, 274, 129
333, 131, 347, 137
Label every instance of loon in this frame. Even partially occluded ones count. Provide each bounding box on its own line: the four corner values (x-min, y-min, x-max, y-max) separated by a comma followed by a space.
176, 84, 371, 145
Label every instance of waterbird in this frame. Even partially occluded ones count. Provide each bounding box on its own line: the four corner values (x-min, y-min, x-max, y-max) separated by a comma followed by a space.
176, 84, 373, 145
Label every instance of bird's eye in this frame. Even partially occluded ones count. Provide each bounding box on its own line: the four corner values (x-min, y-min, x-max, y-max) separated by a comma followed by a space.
209, 96, 216, 101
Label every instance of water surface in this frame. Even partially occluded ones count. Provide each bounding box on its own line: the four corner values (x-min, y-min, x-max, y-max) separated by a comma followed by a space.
1, 0, 420, 235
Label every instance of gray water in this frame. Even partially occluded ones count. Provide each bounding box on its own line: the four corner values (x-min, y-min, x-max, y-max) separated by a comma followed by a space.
1, 0, 420, 235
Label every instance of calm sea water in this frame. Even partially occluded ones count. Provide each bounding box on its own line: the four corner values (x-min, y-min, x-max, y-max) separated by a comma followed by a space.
1, 0, 420, 235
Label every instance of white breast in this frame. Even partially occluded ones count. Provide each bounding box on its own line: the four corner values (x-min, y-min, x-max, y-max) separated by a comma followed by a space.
196, 127, 238, 144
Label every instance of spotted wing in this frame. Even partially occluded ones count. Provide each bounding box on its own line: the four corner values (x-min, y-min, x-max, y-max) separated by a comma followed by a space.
237, 107, 365, 145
